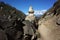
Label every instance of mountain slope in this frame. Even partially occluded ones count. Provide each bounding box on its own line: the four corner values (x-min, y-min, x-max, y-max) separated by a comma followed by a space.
38, 0, 60, 40
0, 2, 26, 21
0, 2, 26, 40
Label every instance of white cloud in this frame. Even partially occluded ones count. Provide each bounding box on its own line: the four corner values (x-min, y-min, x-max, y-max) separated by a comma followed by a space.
34, 10, 47, 16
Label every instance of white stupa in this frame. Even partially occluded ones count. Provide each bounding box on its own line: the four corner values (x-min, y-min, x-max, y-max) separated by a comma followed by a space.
28, 6, 34, 13
25, 6, 35, 22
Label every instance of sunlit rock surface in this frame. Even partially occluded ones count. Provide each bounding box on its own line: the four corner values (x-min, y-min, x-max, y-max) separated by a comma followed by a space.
38, 0, 60, 40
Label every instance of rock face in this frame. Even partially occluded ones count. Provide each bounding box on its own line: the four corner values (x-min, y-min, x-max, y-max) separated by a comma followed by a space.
23, 20, 35, 35
38, 0, 60, 40
0, 2, 25, 40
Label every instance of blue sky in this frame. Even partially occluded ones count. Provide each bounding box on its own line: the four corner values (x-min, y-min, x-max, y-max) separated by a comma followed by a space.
0, 0, 57, 14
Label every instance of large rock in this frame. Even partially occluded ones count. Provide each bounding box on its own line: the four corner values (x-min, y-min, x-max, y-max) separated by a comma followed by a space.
23, 20, 35, 35
38, 0, 60, 40
0, 2, 25, 40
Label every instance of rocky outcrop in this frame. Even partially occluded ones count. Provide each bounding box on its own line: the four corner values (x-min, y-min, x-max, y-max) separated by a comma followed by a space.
23, 20, 35, 35
38, 0, 60, 40
0, 2, 26, 40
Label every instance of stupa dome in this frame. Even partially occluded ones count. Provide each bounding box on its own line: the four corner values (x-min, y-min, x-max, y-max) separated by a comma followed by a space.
28, 6, 34, 13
